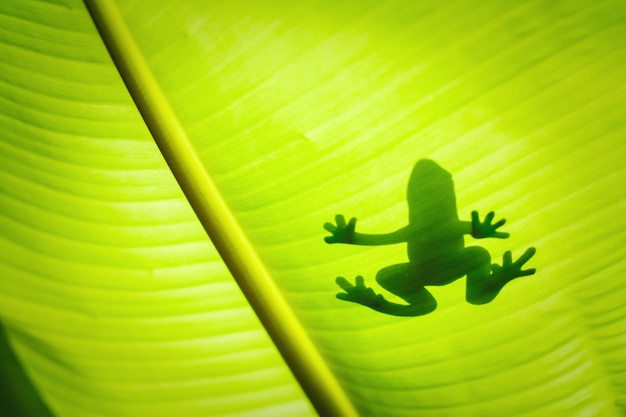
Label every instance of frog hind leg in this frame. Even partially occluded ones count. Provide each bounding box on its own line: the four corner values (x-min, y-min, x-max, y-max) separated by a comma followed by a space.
465, 247, 537, 305
374, 263, 437, 316
463, 246, 498, 305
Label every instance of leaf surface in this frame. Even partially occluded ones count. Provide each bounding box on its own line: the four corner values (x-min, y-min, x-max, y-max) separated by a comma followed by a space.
0, 1, 314, 416
1, 0, 626, 416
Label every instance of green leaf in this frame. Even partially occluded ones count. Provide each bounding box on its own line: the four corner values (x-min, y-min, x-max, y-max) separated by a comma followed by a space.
0, 321, 54, 417
2, 0, 626, 416
0, 1, 315, 416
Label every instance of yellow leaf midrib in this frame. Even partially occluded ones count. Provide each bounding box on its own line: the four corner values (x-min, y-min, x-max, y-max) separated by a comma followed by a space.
82, 1, 357, 416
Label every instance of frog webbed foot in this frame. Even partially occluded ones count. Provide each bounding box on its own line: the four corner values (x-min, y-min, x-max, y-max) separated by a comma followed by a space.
336, 276, 384, 308
471, 211, 510, 239
324, 215, 357, 244
491, 247, 537, 281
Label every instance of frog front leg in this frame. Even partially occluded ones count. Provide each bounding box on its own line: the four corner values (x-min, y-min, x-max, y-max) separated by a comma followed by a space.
324, 214, 409, 246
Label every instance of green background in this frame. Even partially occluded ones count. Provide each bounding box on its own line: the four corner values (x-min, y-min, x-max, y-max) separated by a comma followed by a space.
1, 0, 625, 416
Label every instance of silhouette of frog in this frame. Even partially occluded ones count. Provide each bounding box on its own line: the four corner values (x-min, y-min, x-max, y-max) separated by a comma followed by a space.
324, 159, 536, 316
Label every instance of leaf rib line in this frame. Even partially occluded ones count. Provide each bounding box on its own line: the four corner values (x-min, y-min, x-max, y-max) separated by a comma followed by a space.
82, 1, 357, 416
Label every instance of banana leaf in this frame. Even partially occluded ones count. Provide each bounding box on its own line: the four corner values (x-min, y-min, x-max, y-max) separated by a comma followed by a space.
1, 0, 625, 416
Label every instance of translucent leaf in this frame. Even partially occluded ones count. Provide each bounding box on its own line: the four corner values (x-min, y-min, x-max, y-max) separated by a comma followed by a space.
1, 0, 625, 416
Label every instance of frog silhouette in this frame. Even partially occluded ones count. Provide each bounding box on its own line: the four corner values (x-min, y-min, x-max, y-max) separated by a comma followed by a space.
324, 159, 536, 316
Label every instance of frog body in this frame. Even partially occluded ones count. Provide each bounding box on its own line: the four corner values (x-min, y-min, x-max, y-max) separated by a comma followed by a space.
324, 159, 536, 317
